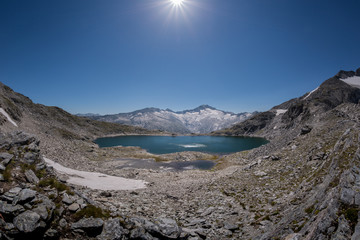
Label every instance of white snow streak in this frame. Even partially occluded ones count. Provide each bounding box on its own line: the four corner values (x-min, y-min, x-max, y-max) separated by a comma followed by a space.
276, 109, 287, 116
0, 108, 18, 127
44, 157, 147, 190
304, 87, 319, 100
340, 76, 360, 89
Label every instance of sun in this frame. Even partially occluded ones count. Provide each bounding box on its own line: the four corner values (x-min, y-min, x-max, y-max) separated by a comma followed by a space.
170, 0, 185, 6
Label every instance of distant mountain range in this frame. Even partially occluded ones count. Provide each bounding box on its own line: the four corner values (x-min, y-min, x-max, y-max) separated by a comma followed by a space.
81, 105, 255, 134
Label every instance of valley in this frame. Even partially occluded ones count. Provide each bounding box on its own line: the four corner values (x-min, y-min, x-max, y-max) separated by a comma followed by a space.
0, 68, 360, 239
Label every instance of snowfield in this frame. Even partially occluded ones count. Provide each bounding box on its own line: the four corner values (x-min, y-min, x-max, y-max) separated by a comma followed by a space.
44, 157, 147, 190
341, 76, 360, 89
0, 108, 18, 127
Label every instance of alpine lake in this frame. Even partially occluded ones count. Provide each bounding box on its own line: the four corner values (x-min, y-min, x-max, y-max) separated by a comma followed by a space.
95, 135, 269, 171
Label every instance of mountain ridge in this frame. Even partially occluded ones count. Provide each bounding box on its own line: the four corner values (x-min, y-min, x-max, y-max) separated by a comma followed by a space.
85, 105, 254, 134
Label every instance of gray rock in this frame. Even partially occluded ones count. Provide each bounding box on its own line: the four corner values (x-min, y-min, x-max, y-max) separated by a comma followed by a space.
23, 152, 37, 164
223, 221, 239, 231
71, 217, 104, 237
156, 217, 182, 239
201, 207, 215, 217
271, 155, 280, 161
352, 215, 360, 240
0, 173, 4, 181
44, 228, 58, 239
24, 170, 39, 184
36, 162, 46, 171
59, 218, 67, 228
68, 203, 80, 212
97, 218, 125, 240
15, 189, 36, 204
0, 153, 13, 166
0, 164, 5, 171
13, 210, 42, 233
130, 227, 154, 240
62, 193, 74, 205
0, 200, 25, 216
340, 187, 355, 205
300, 126, 312, 135
332, 215, 351, 240
2, 187, 22, 202
355, 193, 360, 206
33, 204, 49, 220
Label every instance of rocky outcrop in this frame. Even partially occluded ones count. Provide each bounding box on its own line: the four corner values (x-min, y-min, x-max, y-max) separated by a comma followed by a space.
0, 131, 188, 239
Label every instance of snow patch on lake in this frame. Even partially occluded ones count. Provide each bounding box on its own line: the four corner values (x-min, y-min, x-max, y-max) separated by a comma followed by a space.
178, 143, 207, 148
44, 157, 147, 190
0, 108, 18, 127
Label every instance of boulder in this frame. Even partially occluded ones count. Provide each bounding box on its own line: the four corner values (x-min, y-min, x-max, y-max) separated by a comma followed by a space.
13, 210, 42, 233
24, 170, 39, 184
14, 189, 36, 204
97, 218, 126, 240
68, 203, 80, 212
155, 217, 182, 239
300, 126, 312, 135
0, 153, 13, 166
71, 217, 104, 237
340, 188, 355, 205
2, 187, 22, 202
0, 200, 25, 217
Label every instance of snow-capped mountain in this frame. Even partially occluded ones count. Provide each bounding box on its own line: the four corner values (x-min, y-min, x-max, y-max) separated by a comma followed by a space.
86, 105, 254, 134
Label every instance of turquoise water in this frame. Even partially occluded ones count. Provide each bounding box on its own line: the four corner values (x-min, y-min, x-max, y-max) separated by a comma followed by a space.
95, 135, 268, 154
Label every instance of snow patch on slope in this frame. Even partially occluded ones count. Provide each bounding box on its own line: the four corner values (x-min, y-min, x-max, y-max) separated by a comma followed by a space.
0, 108, 18, 127
44, 157, 147, 190
276, 109, 287, 116
304, 87, 319, 100
340, 76, 360, 89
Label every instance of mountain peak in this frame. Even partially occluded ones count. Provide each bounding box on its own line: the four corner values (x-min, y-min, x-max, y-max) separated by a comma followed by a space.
193, 105, 217, 111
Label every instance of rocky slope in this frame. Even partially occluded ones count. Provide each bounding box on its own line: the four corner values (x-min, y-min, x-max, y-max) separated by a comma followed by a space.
86, 105, 254, 134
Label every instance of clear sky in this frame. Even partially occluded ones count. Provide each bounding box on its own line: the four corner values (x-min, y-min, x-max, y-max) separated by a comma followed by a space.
1, 0, 359, 114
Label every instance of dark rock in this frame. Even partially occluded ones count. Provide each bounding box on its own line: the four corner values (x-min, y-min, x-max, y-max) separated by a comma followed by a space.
97, 218, 126, 240
71, 217, 104, 237
24, 170, 40, 184
100, 191, 112, 198
300, 126, 312, 135
271, 155, 280, 161
336, 70, 356, 79
356, 68, 360, 77
13, 210, 42, 233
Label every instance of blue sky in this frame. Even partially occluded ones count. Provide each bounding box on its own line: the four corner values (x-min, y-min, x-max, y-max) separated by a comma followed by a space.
1, 0, 359, 114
